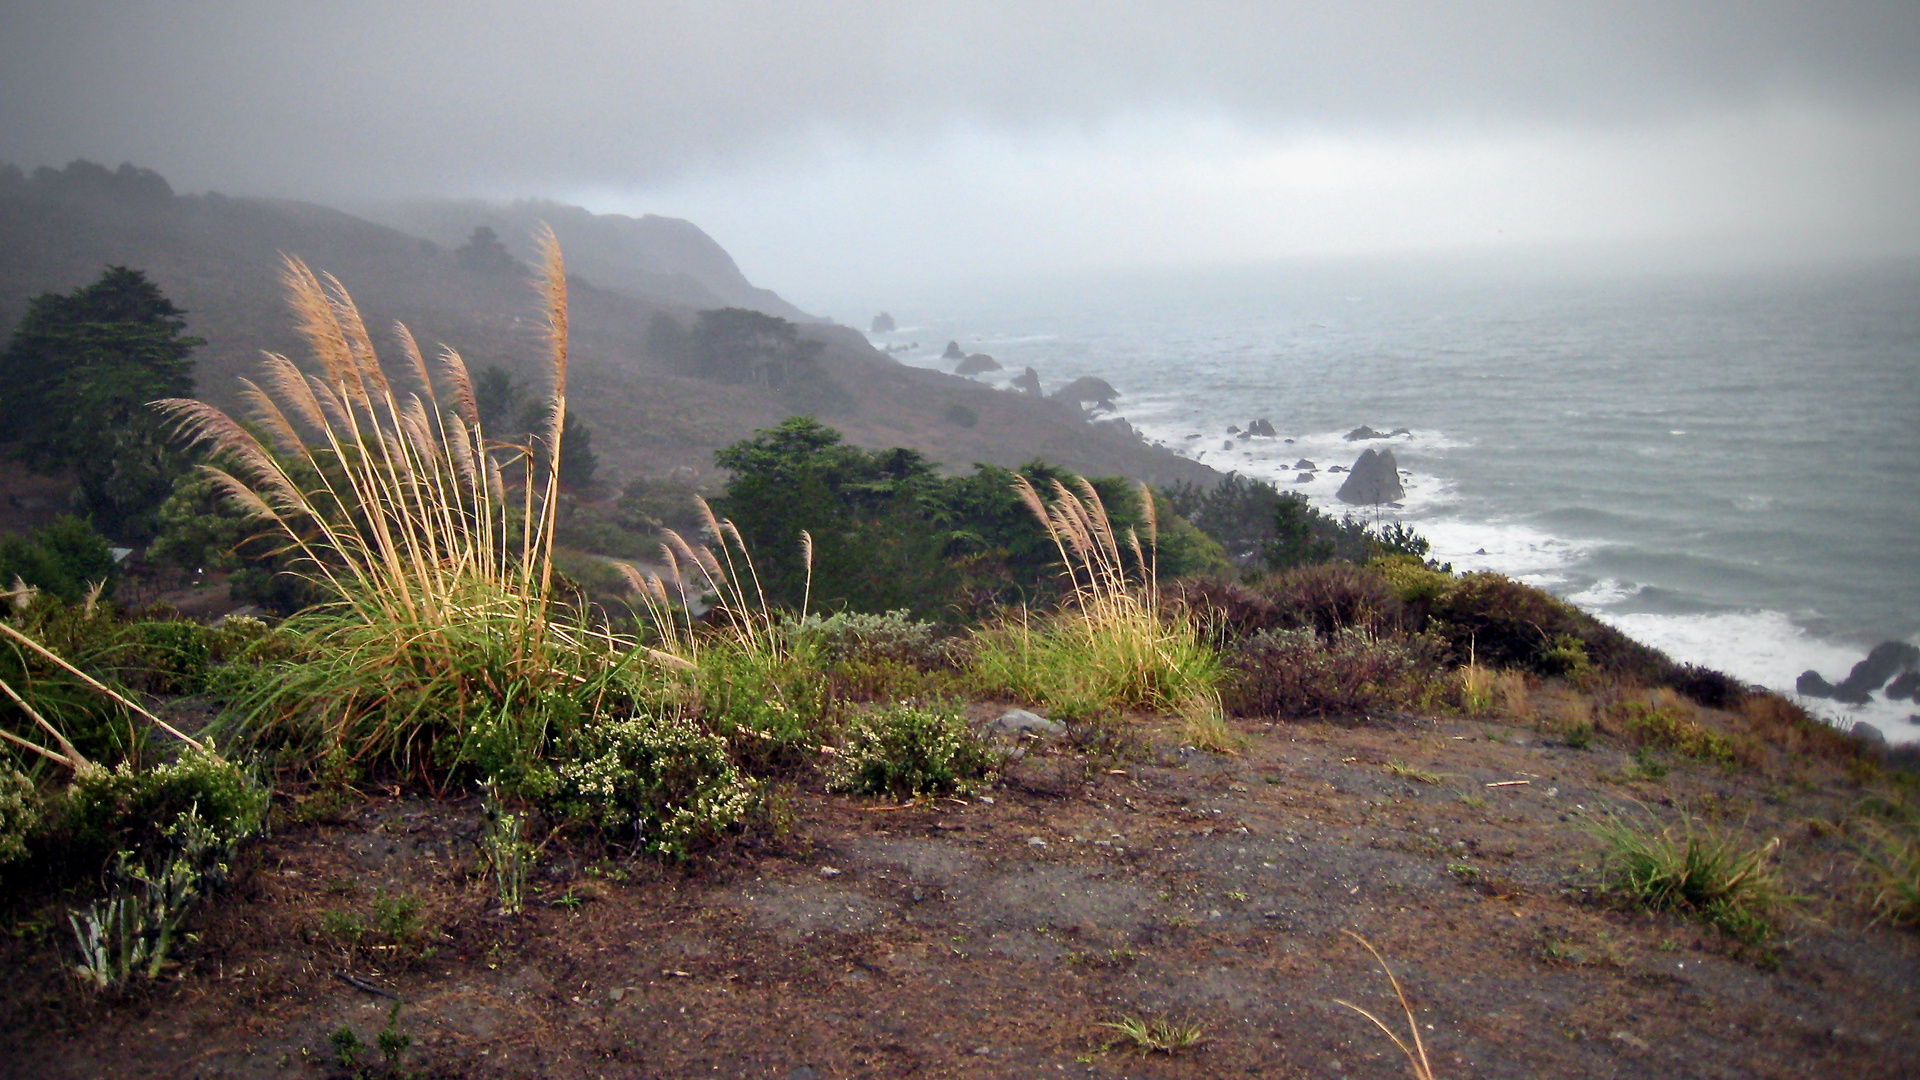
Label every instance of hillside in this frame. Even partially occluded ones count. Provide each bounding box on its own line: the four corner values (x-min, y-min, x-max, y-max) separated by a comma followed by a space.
0, 161, 1216, 491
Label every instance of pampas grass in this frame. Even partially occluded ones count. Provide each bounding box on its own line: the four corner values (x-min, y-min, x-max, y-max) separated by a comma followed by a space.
157, 231, 672, 779
971, 475, 1225, 746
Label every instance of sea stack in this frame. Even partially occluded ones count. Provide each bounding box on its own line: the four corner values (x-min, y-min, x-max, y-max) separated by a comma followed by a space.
1336, 448, 1406, 505
942, 340, 965, 360
1011, 367, 1043, 395
955, 352, 1001, 375
870, 312, 896, 334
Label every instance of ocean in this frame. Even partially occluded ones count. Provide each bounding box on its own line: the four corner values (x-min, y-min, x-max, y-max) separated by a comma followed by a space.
860, 253, 1920, 742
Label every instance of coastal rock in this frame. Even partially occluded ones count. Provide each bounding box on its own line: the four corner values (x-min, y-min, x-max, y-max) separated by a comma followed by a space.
870, 312, 896, 334
1851, 722, 1888, 751
1011, 367, 1043, 396
1247, 419, 1277, 438
1294, 472, 1314, 483
1226, 425, 1241, 434
1053, 375, 1119, 408
1797, 670, 1836, 698
1802, 641, 1920, 704
1293, 459, 1315, 470
1336, 449, 1406, 506
1887, 670, 1920, 702
955, 352, 1001, 375
1345, 425, 1391, 441
942, 340, 965, 360
1221, 440, 1234, 450
1389, 427, 1412, 437
1328, 465, 1346, 473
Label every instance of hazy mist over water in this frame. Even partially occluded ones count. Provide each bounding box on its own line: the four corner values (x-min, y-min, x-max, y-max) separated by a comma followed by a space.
866, 253, 1920, 737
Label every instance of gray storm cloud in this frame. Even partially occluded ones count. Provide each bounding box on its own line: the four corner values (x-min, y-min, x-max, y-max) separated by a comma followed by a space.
2, 1, 1915, 196
2, 1, 1916, 299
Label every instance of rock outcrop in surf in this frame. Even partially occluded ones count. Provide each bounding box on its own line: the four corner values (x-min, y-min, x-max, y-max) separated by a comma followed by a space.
1797, 641, 1920, 705
955, 353, 1001, 375
1336, 448, 1406, 505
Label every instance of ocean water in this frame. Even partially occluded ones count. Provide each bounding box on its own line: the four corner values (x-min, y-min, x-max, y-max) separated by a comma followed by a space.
864, 254, 1920, 741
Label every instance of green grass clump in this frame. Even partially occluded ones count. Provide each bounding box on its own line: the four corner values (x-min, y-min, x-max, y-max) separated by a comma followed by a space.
1098, 1014, 1204, 1054
828, 702, 994, 799
1853, 820, 1920, 927
1620, 699, 1733, 762
1589, 813, 1786, 942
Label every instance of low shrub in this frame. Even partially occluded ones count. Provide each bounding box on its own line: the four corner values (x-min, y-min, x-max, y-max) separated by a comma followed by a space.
59, 748, 269, 870
1426, 572, 1669, 679
1616, 696, 1735, 763
547, 711, 759, 859
1589, 813, 1786, 943
1665, 663, 1748, 710
1164, 577, 1280, 642
790, 609, 945, 669
1370, 554, 1454, 607
829, 701, 995, 798
0, 764, 38, 865
69, 802, 239, 989
1223, 627, 1432, 719
1254, 562, 1405, 637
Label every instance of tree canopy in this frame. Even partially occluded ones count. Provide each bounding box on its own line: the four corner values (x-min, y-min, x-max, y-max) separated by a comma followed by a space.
0, 267, 201, 540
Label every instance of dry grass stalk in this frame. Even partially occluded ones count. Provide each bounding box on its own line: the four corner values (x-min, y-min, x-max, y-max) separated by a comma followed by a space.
1334, 929, 1437, 1080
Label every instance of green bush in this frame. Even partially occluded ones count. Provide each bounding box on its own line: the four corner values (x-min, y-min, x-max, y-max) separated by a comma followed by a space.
0, 515, 117, 602
1425, 572, 1669, 679
61, 748, 269, 867
548, 712, 758, 859
789, 609, 945, 668
1619, 701, 1734, 762
828, 702, 995, 798
0, 764, 38, 865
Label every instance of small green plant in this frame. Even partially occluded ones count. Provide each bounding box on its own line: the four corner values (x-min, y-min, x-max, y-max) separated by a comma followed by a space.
1385, 760, 1446, 785
1098, 1014, 1204, 1054
828, 702, 995, 799
1853, 820, 1920, 927
480, 783, 531, 915
1588, 812, 1786, 943
1628, 746, 1670, 781
1562, 720, 1595, 750
68, 802, 234, 988
330, 1025, 366, 1073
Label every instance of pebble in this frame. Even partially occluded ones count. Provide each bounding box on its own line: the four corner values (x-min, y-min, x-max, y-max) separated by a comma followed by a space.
1027, 837, 1048, 848
819, 866, 842, 877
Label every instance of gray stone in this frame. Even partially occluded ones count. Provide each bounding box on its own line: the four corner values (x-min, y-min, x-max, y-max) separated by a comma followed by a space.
1293, 458, 1315, 470
870, 312, 895, 334
1053, 375, 1119, 408
1011, 367, 1043, 395
942, 340, 964, 359
954, 352, 1001, 375
992, 709, 1065, 737
1336, 448, 1406, 505
1852, 722, 1887, 750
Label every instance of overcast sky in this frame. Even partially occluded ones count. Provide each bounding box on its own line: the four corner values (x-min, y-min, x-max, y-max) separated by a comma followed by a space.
3, 1, 1917, 307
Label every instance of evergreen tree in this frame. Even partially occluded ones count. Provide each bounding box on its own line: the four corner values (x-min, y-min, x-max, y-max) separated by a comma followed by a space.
0, 267, 202, 540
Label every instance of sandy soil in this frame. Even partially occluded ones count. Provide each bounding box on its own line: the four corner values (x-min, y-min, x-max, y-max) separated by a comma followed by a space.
3, 708, 1915, 1079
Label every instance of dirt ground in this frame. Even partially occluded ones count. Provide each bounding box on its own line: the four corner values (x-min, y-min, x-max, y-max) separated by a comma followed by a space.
3, 706, 1916, 1079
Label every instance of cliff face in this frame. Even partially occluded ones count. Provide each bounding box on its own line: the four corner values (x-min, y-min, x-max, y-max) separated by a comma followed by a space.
359, 197, 816, 323
0, 162, 1218, 490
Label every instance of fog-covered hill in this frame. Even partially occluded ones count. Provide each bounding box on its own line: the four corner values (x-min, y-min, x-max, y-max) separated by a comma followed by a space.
0, 160, 1215, 489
